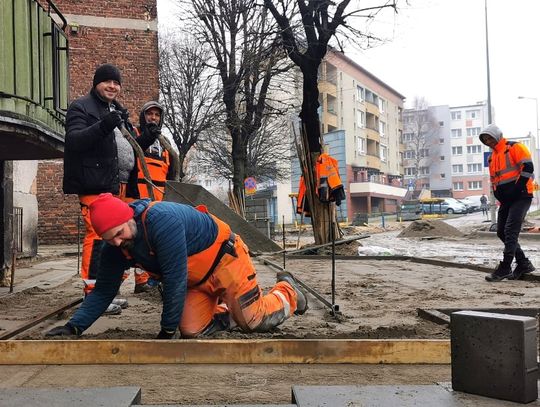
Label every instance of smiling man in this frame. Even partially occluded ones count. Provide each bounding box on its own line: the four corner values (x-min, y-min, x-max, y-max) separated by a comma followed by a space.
46, 193, 308, 339
62, 64, 159, 314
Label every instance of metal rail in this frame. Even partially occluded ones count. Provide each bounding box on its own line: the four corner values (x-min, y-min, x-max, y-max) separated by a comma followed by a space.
0, 298, 82, 340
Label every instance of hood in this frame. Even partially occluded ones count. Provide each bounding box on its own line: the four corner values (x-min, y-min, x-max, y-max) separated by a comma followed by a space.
129, 198, 152, 218
139, 101, 164, 130
479, 124, 503, 145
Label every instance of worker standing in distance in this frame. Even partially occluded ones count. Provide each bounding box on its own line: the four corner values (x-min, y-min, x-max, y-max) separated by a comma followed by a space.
46, 194, 308, 338
479, 124, 536, 282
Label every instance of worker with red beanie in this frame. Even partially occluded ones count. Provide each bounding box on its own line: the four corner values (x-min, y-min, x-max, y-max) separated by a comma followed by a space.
46, 193, 308, 338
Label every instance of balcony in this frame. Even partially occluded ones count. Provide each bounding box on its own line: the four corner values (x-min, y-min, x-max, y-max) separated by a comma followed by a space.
0, 0, 68, 159
365, 101, 380, 116
318, 80, 337, 97
349, 181, 407, 198
365, 127, 380, 143
365, 154, 381, 169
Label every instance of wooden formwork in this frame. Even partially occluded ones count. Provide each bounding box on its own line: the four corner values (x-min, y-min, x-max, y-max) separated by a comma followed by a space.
0, 339, 450, 365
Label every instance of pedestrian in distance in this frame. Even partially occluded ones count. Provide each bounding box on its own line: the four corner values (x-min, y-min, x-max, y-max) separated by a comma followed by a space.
46, 193, 308, 338
479, 124, 536, 282
480, 194, 489, 217
62, 64, 161, 314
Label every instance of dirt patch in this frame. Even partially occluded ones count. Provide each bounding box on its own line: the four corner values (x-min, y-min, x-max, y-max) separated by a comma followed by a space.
398, 219, 464, 238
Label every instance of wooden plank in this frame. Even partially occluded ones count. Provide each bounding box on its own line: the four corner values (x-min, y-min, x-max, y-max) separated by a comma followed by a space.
0, 339, 450, 365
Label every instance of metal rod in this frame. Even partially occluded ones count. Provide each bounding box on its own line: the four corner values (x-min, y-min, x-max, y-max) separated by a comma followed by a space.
9, 214, 16, 293
77, 214, 81, 275
330, 209, 336, 310
282, 215, 286, 269
0, 298, 83, 340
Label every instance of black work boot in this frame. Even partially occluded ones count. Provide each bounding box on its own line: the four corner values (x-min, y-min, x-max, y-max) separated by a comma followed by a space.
485, 261, 513, 282
510, 259, 536, 280
277, 271, 308, 315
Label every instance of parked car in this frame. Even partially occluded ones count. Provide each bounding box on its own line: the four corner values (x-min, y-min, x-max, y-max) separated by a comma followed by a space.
458, 197, 480, 212
421, 198, 468, 214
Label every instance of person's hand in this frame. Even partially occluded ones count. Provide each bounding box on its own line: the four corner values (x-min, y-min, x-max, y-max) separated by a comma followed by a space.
156, 328, 177, 339
119, 108, 130, 122
100, 110, 123, 134
45, 323, 80, 337
145, 122, 161, 142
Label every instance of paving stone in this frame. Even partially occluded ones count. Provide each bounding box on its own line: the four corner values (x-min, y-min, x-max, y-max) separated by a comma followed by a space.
451, 310, 538, 403
0, 386, 141, 407
292, 384, 540, 406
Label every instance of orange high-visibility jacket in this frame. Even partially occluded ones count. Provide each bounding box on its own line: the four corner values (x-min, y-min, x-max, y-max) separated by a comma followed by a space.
488, 139, 534, 194
296, 175, 311, 217
135, 127, 170, 201
315, 153, 345, 204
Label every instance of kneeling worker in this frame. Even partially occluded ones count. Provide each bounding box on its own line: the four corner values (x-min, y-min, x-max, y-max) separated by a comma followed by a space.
46, 193, 307, 338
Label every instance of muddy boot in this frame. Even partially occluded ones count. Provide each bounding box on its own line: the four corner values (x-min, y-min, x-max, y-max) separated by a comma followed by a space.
485, 261, 513, 282
510, 259, 536, 280
103, 303, 122, 315
134, 283, 152, 294
277, 271, 308, 315
112, 297, 128, 309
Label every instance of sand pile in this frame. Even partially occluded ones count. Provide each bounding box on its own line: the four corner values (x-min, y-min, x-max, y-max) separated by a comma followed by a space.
398, 219, 464, 238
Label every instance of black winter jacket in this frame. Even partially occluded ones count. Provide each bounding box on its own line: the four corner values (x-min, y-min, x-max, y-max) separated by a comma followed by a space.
63, 90, 156, 197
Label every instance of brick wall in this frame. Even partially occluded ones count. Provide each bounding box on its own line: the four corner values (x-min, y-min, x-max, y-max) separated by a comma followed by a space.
36, 0, 159, 244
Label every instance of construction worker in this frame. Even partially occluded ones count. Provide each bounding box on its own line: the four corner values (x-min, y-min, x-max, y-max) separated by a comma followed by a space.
63, 64, 159, 313
479, 124, 536, 282
45, 193, 308, 338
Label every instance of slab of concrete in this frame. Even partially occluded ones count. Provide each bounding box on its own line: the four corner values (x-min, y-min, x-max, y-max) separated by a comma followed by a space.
0, 386, 141, 407
451, 310, 538, 403
292, 384, 540, 406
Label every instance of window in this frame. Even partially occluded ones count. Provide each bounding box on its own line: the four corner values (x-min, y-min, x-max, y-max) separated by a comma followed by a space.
357, 86, 364, 101
439, 138, 444, 144
451, 111, 462, 120
405, 167, 416, 176
356, 137, 366, 154
466, 127, 481, 136
419, 167, 430, 175
421, 183, 430, 189
467, 145, 482, 154
379, 121, 386, 137
468, 180, 482, 190
404, 150, 415, 159
440, 156, 445, 160
467, 163, 482, 173
378, 98, 386, 112
451, 129, 462, 138
440, 173, 446, 179
452, 146, 463, 155
419, 148, 429, 158
204, 179, 212, 187
357, 110, 365, 128
380, 145, 388, 162
403, 133, 414, 142
452, 164, 463, 174
439, 121, 444, 127
453, 182, 464, 191
466, 110, 480, 119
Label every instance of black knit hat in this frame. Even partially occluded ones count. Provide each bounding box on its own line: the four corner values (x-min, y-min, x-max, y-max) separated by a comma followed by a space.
92, 64, 122, 88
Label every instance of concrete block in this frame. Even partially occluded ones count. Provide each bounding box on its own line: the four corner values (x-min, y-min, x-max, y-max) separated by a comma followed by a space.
451, 310, 538, 403
0, 386, 141, 407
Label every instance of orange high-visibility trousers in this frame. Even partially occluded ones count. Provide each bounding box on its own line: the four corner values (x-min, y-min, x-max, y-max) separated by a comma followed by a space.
179, 234, 298, 337
79, 186, 148, 295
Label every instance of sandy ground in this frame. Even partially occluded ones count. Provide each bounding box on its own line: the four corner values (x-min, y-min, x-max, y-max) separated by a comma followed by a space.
1, 212, 539, 404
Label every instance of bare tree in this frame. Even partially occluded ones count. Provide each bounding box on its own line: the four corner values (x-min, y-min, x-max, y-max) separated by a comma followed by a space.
263, 0, 399, 244
178, 0, 293, 215
159, 35, 221, 181
197, 116, 292, 183
403, 97, 441, 191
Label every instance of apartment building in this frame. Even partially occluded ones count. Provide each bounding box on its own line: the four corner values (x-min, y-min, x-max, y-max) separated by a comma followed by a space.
403, 102, 491, 199
313, 50, 407, 219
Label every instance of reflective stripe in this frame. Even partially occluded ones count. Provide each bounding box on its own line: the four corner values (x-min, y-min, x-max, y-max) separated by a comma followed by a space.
497, 177, 519, 186
517, 158, 533, 165
521, 171, 533, 178
83, 279, 96, 286
274, 290, 291, 317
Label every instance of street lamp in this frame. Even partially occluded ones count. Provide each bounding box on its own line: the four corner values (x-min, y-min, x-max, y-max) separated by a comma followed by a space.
517, 95, 540, 207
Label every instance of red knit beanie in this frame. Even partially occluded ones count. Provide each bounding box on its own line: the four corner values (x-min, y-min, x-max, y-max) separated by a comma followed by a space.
89, 193, 134, 236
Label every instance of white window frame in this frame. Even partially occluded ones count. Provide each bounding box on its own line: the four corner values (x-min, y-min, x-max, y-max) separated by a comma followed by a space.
468, 180, 482, 190
451, 111, 462, 120
452, 164, 463, 174
453, 182, 464, 191
452, 146, 463, 155
451, 129, 462, 138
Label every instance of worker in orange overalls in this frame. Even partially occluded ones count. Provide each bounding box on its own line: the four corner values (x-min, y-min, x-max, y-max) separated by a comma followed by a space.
480, 124, 536, 282
46, 194, 308, 338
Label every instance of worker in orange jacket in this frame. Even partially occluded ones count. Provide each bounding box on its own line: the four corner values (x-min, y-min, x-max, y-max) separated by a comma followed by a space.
479, 124, 536, 281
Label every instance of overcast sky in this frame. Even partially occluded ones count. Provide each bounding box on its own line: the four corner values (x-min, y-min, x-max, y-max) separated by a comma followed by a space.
157, 0, 540, 138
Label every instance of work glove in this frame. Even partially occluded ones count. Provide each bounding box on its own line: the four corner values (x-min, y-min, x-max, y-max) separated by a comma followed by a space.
144, 122, 161, 142
99, 110, 123, 134
45, 323, 80, 337
156, 328, 177, 339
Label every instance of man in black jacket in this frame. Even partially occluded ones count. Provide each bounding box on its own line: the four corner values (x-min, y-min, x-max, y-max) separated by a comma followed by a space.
63, 64, 158, 313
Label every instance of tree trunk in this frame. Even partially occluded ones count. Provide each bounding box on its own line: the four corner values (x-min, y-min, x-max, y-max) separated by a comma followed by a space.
231, 133, 246, 217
